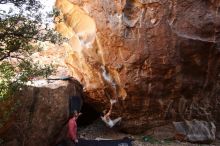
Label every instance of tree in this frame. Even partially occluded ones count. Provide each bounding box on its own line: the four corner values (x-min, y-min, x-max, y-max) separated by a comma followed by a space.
0, 0, 45, 9
0, 0, 63, 99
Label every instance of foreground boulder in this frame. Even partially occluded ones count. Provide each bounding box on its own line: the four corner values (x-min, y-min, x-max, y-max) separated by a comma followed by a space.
173, 120, 216, 143
0, 79, 82, 146
55, 0, 220, 133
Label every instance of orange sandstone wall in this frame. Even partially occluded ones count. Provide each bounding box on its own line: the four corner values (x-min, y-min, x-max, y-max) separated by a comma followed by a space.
55, 0, 220, 133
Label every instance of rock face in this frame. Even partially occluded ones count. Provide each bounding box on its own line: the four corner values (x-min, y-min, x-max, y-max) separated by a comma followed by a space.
0, 80, 82, 146
55, 0, 220, 133
173, 120, 216, 143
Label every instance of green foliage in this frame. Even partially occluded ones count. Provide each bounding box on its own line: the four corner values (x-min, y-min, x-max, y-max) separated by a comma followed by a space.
0, 1, 63, 100
0, 60, 54, 99
0, 62, 15, 99
141, 136, 174, 145
142, 136, 161, 144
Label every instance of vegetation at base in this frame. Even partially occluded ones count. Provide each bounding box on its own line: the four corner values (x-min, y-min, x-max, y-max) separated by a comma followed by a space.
142, 135, 173, 145
0, 0, 63, 100
142, 135, 161, 144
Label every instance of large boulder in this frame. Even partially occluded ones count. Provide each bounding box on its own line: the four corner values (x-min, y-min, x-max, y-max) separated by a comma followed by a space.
173, 120, 216, 143
0, 79, 83, 146
55, 0, 220, 133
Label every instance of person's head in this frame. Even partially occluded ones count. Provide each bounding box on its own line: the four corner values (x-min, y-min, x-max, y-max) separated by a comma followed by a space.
100, 110, 107, 117
74, 110, 81, 119
101, 110, 110, 119
69, 110, 78, 119
74, 110, 78, 116
73, 110, 82, 119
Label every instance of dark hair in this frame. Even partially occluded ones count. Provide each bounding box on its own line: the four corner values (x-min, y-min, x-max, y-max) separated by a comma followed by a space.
74, 110, 79, 117
100, 109, 107, 117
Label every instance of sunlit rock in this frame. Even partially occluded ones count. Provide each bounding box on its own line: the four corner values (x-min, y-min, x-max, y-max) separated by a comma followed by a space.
56, 0, 96, 48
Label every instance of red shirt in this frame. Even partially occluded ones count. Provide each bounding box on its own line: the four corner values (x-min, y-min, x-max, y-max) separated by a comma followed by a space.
67, 117, 77, 141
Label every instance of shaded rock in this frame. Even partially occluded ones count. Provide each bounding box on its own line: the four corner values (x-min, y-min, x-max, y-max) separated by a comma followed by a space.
173, 120, 216, 143
217, 124, 220, 140
1, 139, 18, 146
144, 124, 175, 140
0, 79, 83, 146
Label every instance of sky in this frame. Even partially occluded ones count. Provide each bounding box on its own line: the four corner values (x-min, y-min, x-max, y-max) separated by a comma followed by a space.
39, 0, 56, 23
0, 0, 56, 20
40, 0, 56, 16
42, 0, 56, 10
0, 0, 57, 28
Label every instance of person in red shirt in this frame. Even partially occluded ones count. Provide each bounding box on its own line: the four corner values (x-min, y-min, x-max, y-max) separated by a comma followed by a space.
67, 111, 81, 144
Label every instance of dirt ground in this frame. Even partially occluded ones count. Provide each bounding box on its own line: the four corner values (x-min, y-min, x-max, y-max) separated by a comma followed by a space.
78, 119, 219, 146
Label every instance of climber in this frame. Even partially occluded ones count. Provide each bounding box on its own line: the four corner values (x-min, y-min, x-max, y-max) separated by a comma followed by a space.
101, 99, 122, 128
67, 111, 81, 145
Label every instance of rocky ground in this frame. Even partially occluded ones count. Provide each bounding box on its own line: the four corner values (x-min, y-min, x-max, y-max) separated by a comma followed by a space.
78, 119, 219, 146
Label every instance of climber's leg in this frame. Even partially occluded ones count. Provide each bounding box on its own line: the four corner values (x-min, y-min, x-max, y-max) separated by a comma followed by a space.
112, 117, 122, 126
104, 99, 117, 117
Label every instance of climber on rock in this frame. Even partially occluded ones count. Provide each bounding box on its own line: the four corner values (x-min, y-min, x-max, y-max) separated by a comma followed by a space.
101, 99, 122, 128
67, 111, 81, 145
